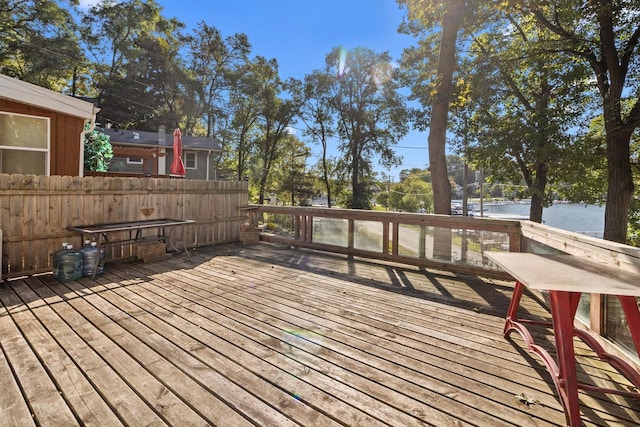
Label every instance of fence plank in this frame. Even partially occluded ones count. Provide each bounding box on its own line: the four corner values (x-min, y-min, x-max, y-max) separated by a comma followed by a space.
0, 174, 248, 278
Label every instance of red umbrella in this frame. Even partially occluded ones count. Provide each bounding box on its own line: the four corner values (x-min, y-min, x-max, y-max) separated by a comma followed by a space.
170, 128, 186, 177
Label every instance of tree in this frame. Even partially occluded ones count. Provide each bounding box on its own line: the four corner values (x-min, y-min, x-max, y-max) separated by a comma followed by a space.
399, 0, 469, 215
250, 57, 304, 204
517, 0, 640, 242
399, 0, 476, 260
301, 70, 337, 207
389, 172, 433, 213
326, 47, 408, 209
0, 0, 82, 90
80, 0, 186, 130
132, 31, 189, 130
183, 23, 250, 137
462, 15, 590, 223
225, 62, 261, 181
273, 134, 313, 206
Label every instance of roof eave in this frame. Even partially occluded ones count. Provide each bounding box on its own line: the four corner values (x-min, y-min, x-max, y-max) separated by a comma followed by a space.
0, 74, 99, 120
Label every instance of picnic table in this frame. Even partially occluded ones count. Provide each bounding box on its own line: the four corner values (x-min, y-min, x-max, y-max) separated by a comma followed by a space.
486, 252, 640, 427
69, 218, 195, 278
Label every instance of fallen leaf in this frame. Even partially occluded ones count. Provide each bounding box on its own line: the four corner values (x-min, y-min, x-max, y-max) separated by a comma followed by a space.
515, 392, 539, 406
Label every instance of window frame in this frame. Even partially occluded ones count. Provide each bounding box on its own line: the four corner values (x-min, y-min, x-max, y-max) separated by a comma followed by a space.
0, 111, 50, 175
184, 151, 197, 170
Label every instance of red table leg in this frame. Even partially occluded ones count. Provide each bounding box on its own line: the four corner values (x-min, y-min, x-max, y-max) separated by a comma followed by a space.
548, 291, 582, 427
504, 284, 584, 426
504, 281, 526, 337
618, 296, 640, 357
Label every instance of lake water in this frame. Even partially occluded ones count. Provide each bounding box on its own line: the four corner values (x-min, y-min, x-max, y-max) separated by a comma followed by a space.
478, 201, 605, 237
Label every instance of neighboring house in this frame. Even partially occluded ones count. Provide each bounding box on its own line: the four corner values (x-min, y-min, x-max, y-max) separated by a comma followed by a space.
102, 126, 224, 180
0, 74, 99, 176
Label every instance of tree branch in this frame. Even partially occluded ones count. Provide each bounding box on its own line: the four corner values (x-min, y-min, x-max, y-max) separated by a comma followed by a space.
621, 26, 640, 74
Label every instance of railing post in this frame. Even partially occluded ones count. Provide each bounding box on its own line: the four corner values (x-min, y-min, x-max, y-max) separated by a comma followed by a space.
382, 220, 389, 255
294, 215, 301, 241
348, 217, 354, 258
419, 225, 426, 259
509, 231, 522, 252
590, 294, 604, 335
307, 215, 313, 243
301, 214, 307, 242
392, 221, 399, 256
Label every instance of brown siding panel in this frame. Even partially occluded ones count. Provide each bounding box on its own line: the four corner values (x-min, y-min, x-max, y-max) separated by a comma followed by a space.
51, 114, 83, 176
0, 99, 85, 176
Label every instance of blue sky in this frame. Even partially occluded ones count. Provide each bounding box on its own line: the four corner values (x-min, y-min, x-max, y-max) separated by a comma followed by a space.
79, 0, 431, 180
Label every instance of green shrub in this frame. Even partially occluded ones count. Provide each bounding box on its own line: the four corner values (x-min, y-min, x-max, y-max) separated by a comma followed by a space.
84, 124, 113, 172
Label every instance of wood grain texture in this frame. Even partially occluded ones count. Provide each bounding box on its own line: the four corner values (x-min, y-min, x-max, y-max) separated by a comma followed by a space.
0, 244, 637, 426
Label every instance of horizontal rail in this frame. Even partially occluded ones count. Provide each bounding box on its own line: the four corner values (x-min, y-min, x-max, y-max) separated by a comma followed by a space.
248, 205, 640, 368
247, 205, 522, 280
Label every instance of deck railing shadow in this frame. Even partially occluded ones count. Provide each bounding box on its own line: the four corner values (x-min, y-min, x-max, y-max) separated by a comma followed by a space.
2, 174, 639, 379
248, 205, 640, 370
231, 240, 545, 324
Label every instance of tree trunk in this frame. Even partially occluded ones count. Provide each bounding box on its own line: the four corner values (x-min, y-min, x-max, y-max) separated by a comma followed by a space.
428, 0, 465, 216
428, 0, 465, 260
529, 163, 547, 223
351, 140, 367, 209
323, 157, 332, 208
603, 120, 633, 243
595, 3, 635, 243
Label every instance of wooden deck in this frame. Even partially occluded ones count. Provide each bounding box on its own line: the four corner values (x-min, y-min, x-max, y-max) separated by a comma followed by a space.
1, 243, 639, 426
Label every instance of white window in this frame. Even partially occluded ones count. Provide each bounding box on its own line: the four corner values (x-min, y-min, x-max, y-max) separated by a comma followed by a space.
0, 112, 49, 175
184, 151, 197, 169
127, 157, 143, 164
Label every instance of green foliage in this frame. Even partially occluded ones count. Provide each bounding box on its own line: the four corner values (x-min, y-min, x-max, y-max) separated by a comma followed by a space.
184, 22, 250, 137
518, 0, 640, 240
627, 206, 640, 247
6, 0, 640, 241
272, 134, 314, 206
387, 171, 433, 212
455, 8, 592, 222
351, 183, 372, 210
554, 116, 607, 204
83, 125, 113, 172
80, 0, 187, 130
0, 0, 82, 89
325, 46, 408, 209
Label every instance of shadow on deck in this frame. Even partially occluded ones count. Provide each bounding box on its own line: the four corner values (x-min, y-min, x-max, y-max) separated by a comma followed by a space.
0, 243, 638, 426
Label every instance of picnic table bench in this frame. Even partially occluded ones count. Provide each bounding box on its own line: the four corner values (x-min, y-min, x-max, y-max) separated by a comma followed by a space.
69, 218, 195, 278
486, 252, 640, 427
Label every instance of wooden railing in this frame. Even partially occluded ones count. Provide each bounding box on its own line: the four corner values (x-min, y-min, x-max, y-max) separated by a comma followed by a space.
245, 205, 522, 280
246, 205, 640, 366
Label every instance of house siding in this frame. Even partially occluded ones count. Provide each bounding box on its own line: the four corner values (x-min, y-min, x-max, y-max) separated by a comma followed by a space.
52, 113, 83, 176
167, 150, 212, 180
0, 98, 85, 176
110, 156, 157, 175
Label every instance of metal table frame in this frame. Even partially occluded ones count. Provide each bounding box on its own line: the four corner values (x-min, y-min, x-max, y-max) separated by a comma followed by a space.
486, 252, 640, 427
69, 218, 195, 278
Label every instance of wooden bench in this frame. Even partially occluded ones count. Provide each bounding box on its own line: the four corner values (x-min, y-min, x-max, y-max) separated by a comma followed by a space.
69, 218, 195, 278
486, 252, 640, 427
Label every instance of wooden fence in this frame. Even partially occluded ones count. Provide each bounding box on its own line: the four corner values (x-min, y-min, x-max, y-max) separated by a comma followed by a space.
0, 174, 249, 279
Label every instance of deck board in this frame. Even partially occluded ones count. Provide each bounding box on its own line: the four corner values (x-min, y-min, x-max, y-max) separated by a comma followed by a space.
1, 243, 639, 426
